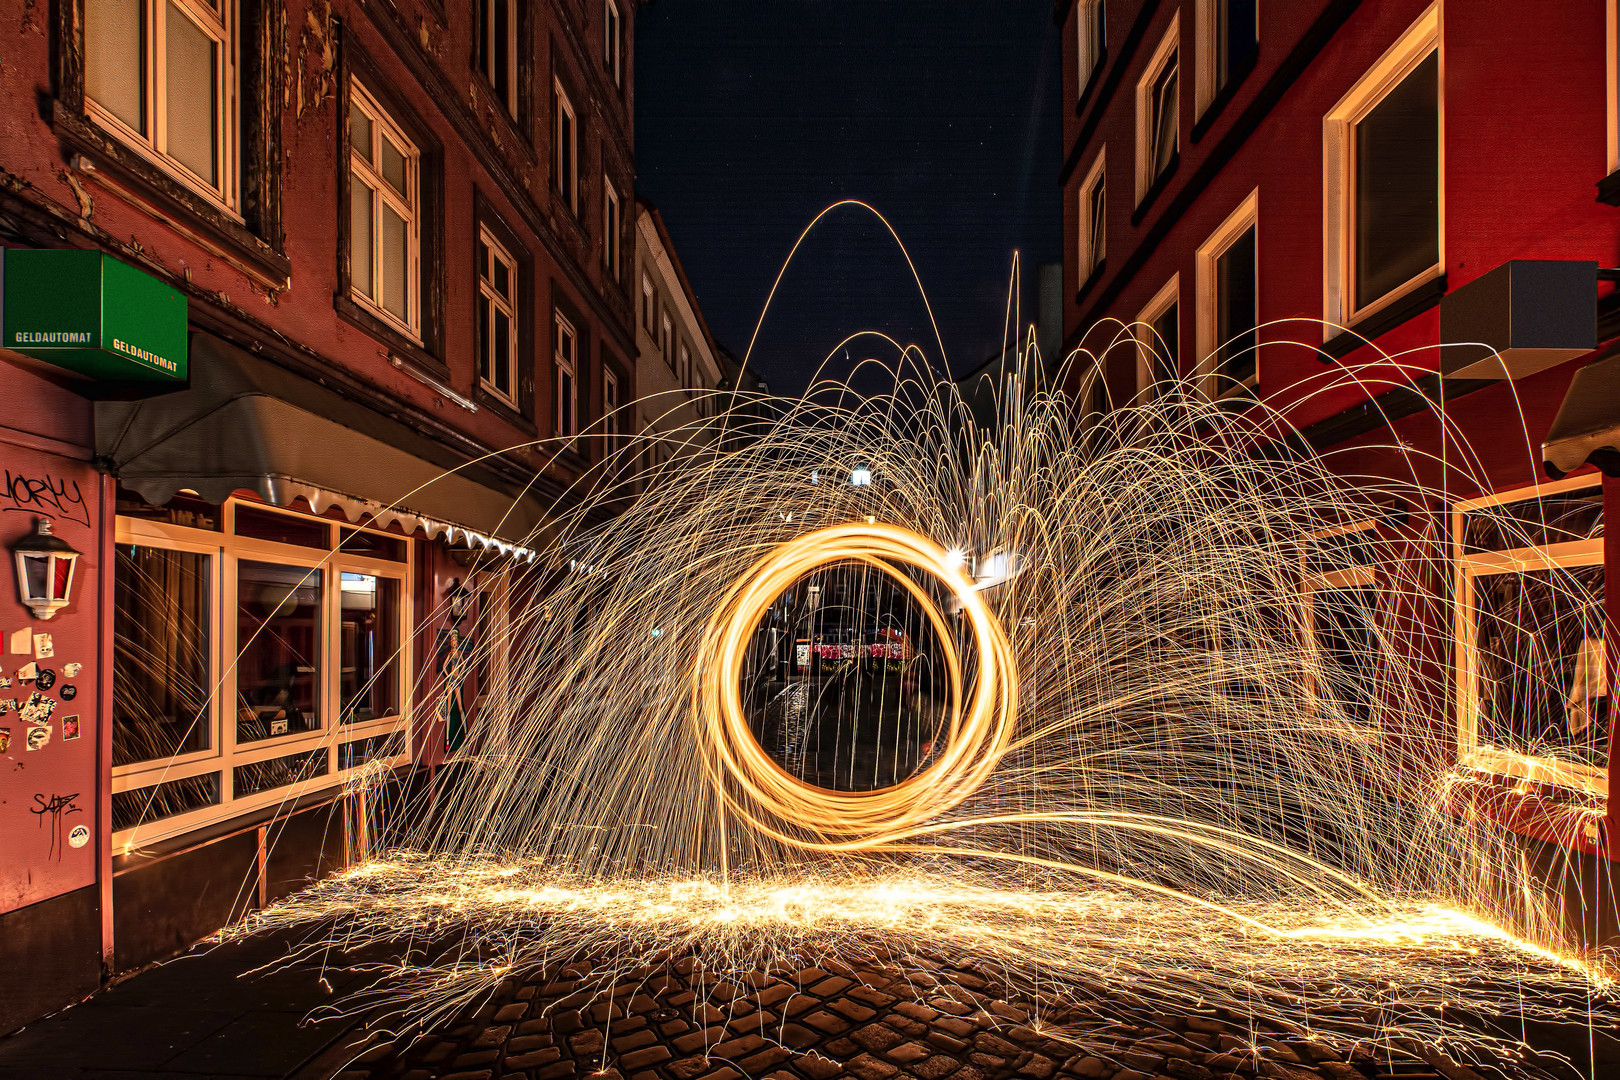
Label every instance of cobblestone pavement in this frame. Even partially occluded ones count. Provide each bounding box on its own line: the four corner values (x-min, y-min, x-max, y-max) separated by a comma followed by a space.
339, 956, 1529, 1080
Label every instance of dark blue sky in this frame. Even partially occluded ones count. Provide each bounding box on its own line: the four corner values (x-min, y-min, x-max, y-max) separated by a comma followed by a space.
634, 1, 1061, 395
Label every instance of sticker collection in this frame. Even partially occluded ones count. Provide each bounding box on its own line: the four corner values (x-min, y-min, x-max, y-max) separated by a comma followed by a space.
0, 627, 86, 755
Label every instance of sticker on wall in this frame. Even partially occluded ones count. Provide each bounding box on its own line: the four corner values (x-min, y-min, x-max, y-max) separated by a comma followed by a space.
0, 727, 9, 753
0, 676, 10, 689
32, 634, 52, 660
68, 824, 89, 849
60, 683, 76, 701
25, 726, 49, 751
34, 668, 55, 691
1, 698, 16, 715
20, 692, 56, 726
16, 663, 36, 682
8, 629, 30, 655
62, 663, 82, 678
61, 715, 79, 741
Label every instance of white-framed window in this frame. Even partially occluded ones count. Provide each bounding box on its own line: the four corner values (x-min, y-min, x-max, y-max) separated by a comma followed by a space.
554, 312, 578, 438
1077, 356, 1111, 424
1135, 274, 1179, 400
1301, 521, 1381, 737
111, 498, 412, 849
603, 366, 621, 436
1135, 14, 1180, 202
554, 81, 579, 215
661, 312, 674, 367
603, 179, 621, 280
1077, 0, 1107, 93
475, 0, 517, 117
1323, 5, 1440, 332
679, 341, 691, 389
348, 80, 421, 337
641, 275, 656, 333
605, 0, 623, 86
1195, 188, 1259, 400
1454, 476, 1607, 797
1079, 149, 1107, 279
83, 0, 237, 210
476, 227, 519, 405
1195, 0, 1258, 117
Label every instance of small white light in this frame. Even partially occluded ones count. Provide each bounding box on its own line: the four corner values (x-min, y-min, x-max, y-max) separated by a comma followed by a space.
850, 467, 872, 487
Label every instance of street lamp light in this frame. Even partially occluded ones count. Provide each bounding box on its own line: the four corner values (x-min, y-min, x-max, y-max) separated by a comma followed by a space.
12, 518, 80, 620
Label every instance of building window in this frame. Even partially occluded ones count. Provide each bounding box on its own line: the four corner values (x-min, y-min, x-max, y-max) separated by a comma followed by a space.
1079, 149, 1106, 279
605, 0, 623, 86
1301, 522, 1381, 735
477, 228, 520, 405
83, 0, 236, 208
679, 342, 692, 389
1195, 188, 1259, 399
1455, 478, 1606, 796
642, 275, 656, 333
475, 0, 518, 117
554, 313, 578, 438
348, 81, 421, 337
603, 180, 622, 281
603, 367, 621, 436
1196, 0, 1258, 117
112, 500, 411, 846
662, 312, 674, 367
554, 81, 578, 215
1135, 275, 1179, 400
1077, 0, 1106, 93
1324, 7, 1439, 328
1136, 15, 1180, 202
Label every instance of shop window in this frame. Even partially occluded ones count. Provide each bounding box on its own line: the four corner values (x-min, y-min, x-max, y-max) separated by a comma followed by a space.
84, 0, 236, 208
236, 561, 322, 743
603, 180, 622, 280
554, 81, 578, 214
1195, 0, 1258, 117
1135, 275, 1179, 400
1324, 7, 1439, 329
234, 747, 328, 799
474, 0, 517, 117
1302, 523, 1380, 734
1195, 189, 1259, 399
477, 228, 520, 405
339, 527, 406, 561
554, 313, 579, 438
1456, 479, 1607, 796
113, 545, 213, 766
111, 773, 220, 832
234, 502, 331, 548
1135, 15, 1180, 202
1077, 0, 1106, 94
1079, 149, 1106, 279
117, 487, 220, 530
348, 80, 421, 337
341, 573, 400, 723
605, 0, 623, 86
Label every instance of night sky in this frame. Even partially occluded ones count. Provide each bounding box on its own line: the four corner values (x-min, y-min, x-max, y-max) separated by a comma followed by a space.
634, 2, 1061, 396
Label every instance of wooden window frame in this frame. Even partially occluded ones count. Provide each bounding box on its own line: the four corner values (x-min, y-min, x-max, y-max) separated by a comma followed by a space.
1134, 274, 1180, 400
1194, 187, 1260, 401
477, 225, 521, 408
661, 311, 674, 369
641, 274, 656, 333
1135, 14, 1181, 203
605, 0, 624, 87
347, 79, 422, 341
1079, 148, 1107, 279
1077, 0, 1106, 95
1322, 4, 1442, 336
554, 312, 579, 438
1452, 475, 1608, 798
474, 0, 520, 119
1300, 520, 1382, 741
603, 178, 622, 281
111, 499, 413, 851
603, 365, 621, 437
554, 80, 579, 216
1195, 0, 1259, 119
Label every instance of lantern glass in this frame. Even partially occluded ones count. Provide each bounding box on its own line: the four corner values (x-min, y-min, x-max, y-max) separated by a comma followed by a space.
20, 553, 49, 601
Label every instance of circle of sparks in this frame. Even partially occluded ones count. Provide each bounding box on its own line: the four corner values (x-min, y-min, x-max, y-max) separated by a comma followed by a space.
695, 521, 1019, 851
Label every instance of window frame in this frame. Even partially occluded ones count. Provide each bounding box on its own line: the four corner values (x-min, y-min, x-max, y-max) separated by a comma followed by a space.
554, 311, 580, 439
661, 312, 674, 369
1079, 148, 1107, 280
476, 225, 521, 408
641, 274, 656, 333
605, 0, 624, 87
679, 341, 692, 390
603, 365, 621, 437
1194, 187, 1260, 401
1134, 274, 1180, 401
347, 78, 423, 341
1453, 475, 1608, 797
1322, 4, 1442, 335
554, 79, 579, 216
1077, 0, 1107, 97
1195, 0, 1259, 119
603, 178, 622, 281
1135, 14, 1181, 203
474, 0, 520, 119
1300, 520, 1382, 740
111, 499, 413, 850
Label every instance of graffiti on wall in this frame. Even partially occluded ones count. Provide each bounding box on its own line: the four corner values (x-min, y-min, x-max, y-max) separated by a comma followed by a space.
1, 469, 89, 527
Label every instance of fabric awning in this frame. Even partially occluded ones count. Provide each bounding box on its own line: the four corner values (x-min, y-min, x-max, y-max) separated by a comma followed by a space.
1543, 354, 1620, 480
96, 332, 549, 552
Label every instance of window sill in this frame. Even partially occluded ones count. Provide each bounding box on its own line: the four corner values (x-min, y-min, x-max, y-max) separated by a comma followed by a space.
1131, 153, 1180, 225
1074, 49, 1108, 116
1598, 169, 1620, 206
1319, 273, 1447, 361
333, 293, 449, 380
1191, 49, 1259, 143
474, 385, 538, 434
52, 103, 291, 289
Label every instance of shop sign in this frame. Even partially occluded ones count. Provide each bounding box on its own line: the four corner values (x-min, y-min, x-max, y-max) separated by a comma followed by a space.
0, 248, 187, 382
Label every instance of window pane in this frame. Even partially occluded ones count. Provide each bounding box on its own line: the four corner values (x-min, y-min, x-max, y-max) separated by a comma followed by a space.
1313, 585, 1379, 729
117, 487, 221, 530
235, 503, 330, 548
1218, 0, 1259, 86
1354, 51, 1438, 310
1216, 227, 1257, 384
340, 733, 402, 771
494, 0, 510, 105
341, 574, 400, 723
86, 0, 146, 133
1463, 485, 1603, 554
350, 101, 373, 164
477, 293, 490, 382
558, 368, 573, 435
1152, 60, 1178, 178
338, 528, 406, 561
1151, 302, 1178, 380
164, 2, 217, 184
380, 135, 409, 198
493, 309, 512, 394
494, 257, 511, 298
114, 545, 212, 766
236, 561, 322, 743
350, 175, 374, 298
112, 773, 220, 832
234, 748, 329, 798
1473, 564, 1608, 773
382, 203, 410, 322
1089, 180, 1105, 266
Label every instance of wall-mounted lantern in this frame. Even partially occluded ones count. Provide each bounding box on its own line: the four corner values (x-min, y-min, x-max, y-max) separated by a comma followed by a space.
12, 518, 80, 620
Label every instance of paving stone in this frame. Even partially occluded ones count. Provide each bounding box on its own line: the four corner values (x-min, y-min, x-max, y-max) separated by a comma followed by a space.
914, 1054, 964, 1078
804, 1009, 854, 1034
535, 1064, 576, 1080
754, 984, 797, 1008
1114, 1049, 1165, 1073
620, 1044, 674, 1070
849, 986, 900, 1008
737, 1045, 794, 1072
926, 1029, 970, 1053
709, 1032, 766, 1058
453, 1050, 501, 1068
887, 1040, 932, 1064
1317, 1064, 1363, 1079
667, 1055, 711, 1079
1112, 1072, 1157, 1080
495, 1003, 529, 1022
894, 1001, 939, 1022
472, 1025, 512, 1049
934, 1015, 979, 1037
1065, 1056, 1108, 1078
672, 1026, 726, 1054
506, 1047, 564, 1068
825, 1035, 860, 1056
851, 1022, 906, 1053
508, 1034, 555, 1052
847, 1051, 902, 1079
779, 1022, 822, 1049
798, 1053, 847, 1079
827, 997, 880, 1022
696, 1068, 741, 1080
1018, 1053, 1059, 1078
610, 1028, 658, 1052
568, 1029, 606, 1055
440, 1072, 494, 1080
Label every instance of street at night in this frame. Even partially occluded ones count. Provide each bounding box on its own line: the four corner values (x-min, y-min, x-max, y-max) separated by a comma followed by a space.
1, 3, 1619, 1080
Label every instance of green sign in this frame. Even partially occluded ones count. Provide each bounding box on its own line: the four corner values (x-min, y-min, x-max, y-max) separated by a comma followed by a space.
1, 248, 187, 382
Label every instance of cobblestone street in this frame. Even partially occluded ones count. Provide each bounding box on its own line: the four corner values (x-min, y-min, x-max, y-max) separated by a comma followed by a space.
342, 956, 1547, 1080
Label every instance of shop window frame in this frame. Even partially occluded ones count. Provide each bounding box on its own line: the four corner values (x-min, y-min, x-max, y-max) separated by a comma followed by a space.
111, 499, 414, 851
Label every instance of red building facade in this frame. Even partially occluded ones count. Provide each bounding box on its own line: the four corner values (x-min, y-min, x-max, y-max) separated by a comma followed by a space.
1059, 0, 1619, 945
0, 0, 638, 1030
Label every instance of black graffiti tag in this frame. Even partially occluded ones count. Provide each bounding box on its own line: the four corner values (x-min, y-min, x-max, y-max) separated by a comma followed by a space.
2, 470, 89, 527
30, 792, 83, 861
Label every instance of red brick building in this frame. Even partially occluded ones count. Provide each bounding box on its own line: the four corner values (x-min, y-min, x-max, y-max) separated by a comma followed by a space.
0, 0, 639, 1029
1059, 0, 1618, 944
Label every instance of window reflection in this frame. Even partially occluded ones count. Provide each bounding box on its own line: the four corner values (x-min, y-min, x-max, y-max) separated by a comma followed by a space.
237, 561, 321, 742
341, 572, 400, 723
114, 545, 212, 765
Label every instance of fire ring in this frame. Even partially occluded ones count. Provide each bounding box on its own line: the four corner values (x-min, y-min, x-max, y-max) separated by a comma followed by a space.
694, 522, 1019, 851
